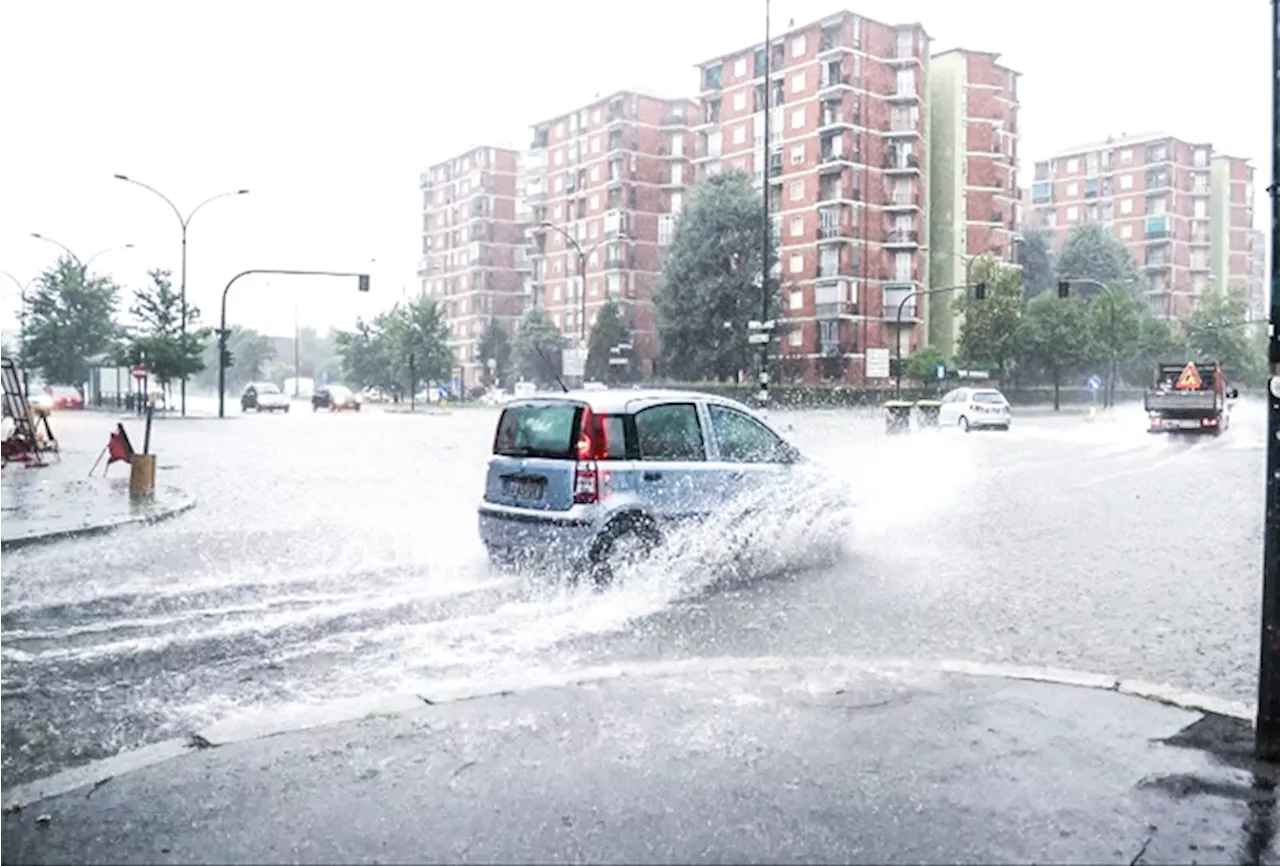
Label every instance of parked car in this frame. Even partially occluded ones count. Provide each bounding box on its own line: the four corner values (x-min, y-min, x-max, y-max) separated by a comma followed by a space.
29, 386, 82, 411
938, 386, 1011, 432
241, 382, 291, 412
477, 389, 810, 585
312, 384, 361, 412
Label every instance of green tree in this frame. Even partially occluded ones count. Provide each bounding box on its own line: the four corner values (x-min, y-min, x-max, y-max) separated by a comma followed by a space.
121, 269, 210, 391
1120, 313, 1184, 387
1179, 289, 1264, 382
1055, 222, 1138, 286
390, 295, 453, 396
1086, 285, 1142, 407
904, 345, 947, 384
21, 256, 121, 389
1017, 294, 1093, 410
514, 307, 565, 387
654, 171, 778, 381
953, 255, 1022, 382
476, 318, 513, 388
584, 298, 632, 384
1017, 228, 1055, 298
334, 317, 390, 391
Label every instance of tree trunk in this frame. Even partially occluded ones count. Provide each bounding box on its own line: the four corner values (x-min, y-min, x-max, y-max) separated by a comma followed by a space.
1052, 368, 1061, 411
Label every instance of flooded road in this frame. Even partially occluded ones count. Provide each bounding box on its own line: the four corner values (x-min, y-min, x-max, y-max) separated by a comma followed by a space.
0, 399, 1266, 788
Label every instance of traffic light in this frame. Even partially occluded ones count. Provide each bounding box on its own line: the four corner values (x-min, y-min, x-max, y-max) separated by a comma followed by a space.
888, 357, 903, 378
1058, 281, 1070, 298
358, 274, 370, 292
974, 282, 986, 300
221, 348, 234, 369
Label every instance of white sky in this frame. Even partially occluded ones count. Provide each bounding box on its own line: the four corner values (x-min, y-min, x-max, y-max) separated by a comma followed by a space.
1, 0, 1270, 338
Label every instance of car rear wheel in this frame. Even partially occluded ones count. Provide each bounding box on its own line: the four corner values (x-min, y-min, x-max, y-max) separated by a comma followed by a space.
588, 518, 661, 588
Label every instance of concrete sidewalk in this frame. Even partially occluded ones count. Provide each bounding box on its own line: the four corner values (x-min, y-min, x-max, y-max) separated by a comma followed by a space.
1, 464, 194, 550
2, 657, 1273, 864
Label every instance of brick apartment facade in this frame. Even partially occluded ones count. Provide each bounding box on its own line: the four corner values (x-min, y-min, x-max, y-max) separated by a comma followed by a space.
1248, 228, 1267, 322
927, 48, 1020, 359
418, 146, 524, 388
694, 11, 930, 384
1026, 133, 1255, 318
523, 91, 698, 378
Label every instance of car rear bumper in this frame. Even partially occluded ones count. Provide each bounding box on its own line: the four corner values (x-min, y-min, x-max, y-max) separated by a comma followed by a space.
969, 413, 1010, 427
477, 502, 599, 567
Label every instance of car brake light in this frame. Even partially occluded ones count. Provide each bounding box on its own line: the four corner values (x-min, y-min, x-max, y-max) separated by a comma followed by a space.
574, 408, 611, 504
1201, 417, 1218, 427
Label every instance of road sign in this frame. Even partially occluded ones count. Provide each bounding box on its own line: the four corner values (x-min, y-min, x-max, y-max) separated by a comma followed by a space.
866, 348, 890, 379
562, 347, 586, 379
1087, 375, 1102, 392
747, 333, 770, 344
131, 365, 147, 381
936, 364, 946, 380
1176, 362, 1202, 390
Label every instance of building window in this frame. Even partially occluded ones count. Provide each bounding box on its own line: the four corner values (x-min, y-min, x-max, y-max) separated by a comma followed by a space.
733, 124, 747, 145
791, 34, 805, 56
790, 143, 804, 164
554, 176, 564, 192
789, 253, 804, 273
791, 107, 805, 130
1066, 158, 1079, 173
671, 192, 684, 214
790, 179, 804, 201
790, 288, 803, 309
734, 56, 747, 77
589, 193, 600, 211
1066, 206, 1079, 222
1066, 182, 1078, 197
658, 214, 675, 246
788, 327, 803, 347
790, 216, 804, 237
1120, 224, 1133, 239
792, 71, 805, 93
590, 137, 601, 154
590, 165, 600, 182
1120, 174, 1134, 190
1121, 149, 1133, 164
733, 90, 746, 111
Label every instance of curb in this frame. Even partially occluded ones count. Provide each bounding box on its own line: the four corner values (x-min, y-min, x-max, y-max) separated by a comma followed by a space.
0, 654, 1250, 811
0, 489, 196, 551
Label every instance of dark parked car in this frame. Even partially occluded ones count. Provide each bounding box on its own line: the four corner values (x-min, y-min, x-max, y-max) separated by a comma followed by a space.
312, 385, 361, 412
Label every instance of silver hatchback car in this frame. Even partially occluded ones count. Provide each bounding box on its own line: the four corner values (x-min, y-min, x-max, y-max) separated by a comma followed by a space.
477, 389, 805, 584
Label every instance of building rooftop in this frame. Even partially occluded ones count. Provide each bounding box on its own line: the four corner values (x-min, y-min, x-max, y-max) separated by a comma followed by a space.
694, 8, 929, 70
529, 89, 691, 131
1048, 131, 1182, 160
930, 47, 1021, 77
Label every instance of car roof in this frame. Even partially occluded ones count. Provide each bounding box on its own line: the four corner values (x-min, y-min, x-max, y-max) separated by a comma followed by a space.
506, 387, 762, 417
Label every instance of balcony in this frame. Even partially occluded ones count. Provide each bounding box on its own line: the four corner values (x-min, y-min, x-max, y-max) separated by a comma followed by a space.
419, 171, 433, 189
887, 116, 920, 136
818, 148, 854, 171
818, 29, 845, 56
883, 283, 919, 320
818, 72, 853, 94
818, 106, 858, 130
883, 151, 920, 173
1143, 258, 1171, 270
885, 190, 921, 210
817, 223, 854, 242
815, 301, 855, 319
417, 256, 432, 275
889, 40, 921, 65
660, 109, 688, 128
887, 84, 921, 103
701, 68, 723, 94
884, 229, 920, 247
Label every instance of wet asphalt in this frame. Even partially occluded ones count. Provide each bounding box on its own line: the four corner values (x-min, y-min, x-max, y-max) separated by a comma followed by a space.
0, 397, 1268, 789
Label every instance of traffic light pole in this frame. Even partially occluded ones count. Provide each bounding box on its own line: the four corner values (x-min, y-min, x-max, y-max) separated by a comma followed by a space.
218, 269, 370, 418
1256, 0, 1280, 762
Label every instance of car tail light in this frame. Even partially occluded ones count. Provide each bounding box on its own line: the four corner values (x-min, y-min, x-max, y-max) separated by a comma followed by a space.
574, 408, 611, 504
1200, 417, 1218, 428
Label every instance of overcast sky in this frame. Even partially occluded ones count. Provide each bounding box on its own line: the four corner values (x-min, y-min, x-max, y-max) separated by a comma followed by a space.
1, 0, 1269, 338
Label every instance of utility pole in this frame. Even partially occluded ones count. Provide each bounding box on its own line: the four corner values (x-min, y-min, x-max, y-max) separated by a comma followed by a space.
293, 303, 300, 397
759, 0, 772, 407
1256, 0, 1280, 761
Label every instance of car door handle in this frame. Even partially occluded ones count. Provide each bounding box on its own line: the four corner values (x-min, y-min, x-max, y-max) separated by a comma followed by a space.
643, 471, 663, 481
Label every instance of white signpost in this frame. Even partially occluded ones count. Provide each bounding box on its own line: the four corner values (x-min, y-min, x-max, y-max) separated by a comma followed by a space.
866, 348, 891, 379
562, 347, 586, 380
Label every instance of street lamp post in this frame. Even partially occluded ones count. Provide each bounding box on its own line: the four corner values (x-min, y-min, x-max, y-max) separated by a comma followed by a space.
30, 234, 134, 275
541, 221, 600, 383
114, 174, 250, 417
894, 282, 982, 398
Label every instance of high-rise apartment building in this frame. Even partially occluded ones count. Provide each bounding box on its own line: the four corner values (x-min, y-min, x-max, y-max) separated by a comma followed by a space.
523, 91, 697, 377
1248, 228, 1268, 322
418, 146, 524, 388
1209, 154, 1257, 305
927, 48, 1020, 357
693, 11, 930, 383
1027, 133, 1255, 318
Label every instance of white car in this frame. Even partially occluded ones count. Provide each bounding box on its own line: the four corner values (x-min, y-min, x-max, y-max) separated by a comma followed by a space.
938, 386, 1011, 432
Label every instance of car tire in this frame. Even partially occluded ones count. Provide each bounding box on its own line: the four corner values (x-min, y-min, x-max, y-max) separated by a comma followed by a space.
284, 405, 290, 413
959, 416, 971, 433
587, 516, 661, 587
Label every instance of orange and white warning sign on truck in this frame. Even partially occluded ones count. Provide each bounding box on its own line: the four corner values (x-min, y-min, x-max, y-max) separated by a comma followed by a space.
1174, 362, 1203, 390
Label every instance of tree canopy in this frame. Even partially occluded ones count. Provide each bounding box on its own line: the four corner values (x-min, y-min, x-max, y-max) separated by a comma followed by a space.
513, 307, 565, 387
333, 295, 453, 397
1016, 294, 1093, 409
1016, 228, 1055, 298
1179, 289, 1263, 381
1055, 222, 1138, 286
584, 298, 632, 384
953, 255, 1022, 380
476, 318, 513, 388
654, 171, 778, 381
21, 256, 121, 388
120, 269, 209, 388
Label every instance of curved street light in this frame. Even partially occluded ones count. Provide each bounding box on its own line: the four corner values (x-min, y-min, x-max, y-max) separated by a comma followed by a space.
114, 174, 250, 415
29, 234, 134, 274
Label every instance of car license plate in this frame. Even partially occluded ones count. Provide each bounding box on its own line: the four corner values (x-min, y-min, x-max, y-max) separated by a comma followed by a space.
502, 477, 544, 501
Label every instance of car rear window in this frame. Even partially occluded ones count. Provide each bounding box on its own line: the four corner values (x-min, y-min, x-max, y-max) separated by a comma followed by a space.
494, 402, 581, 459
973, 391, 1005, 404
